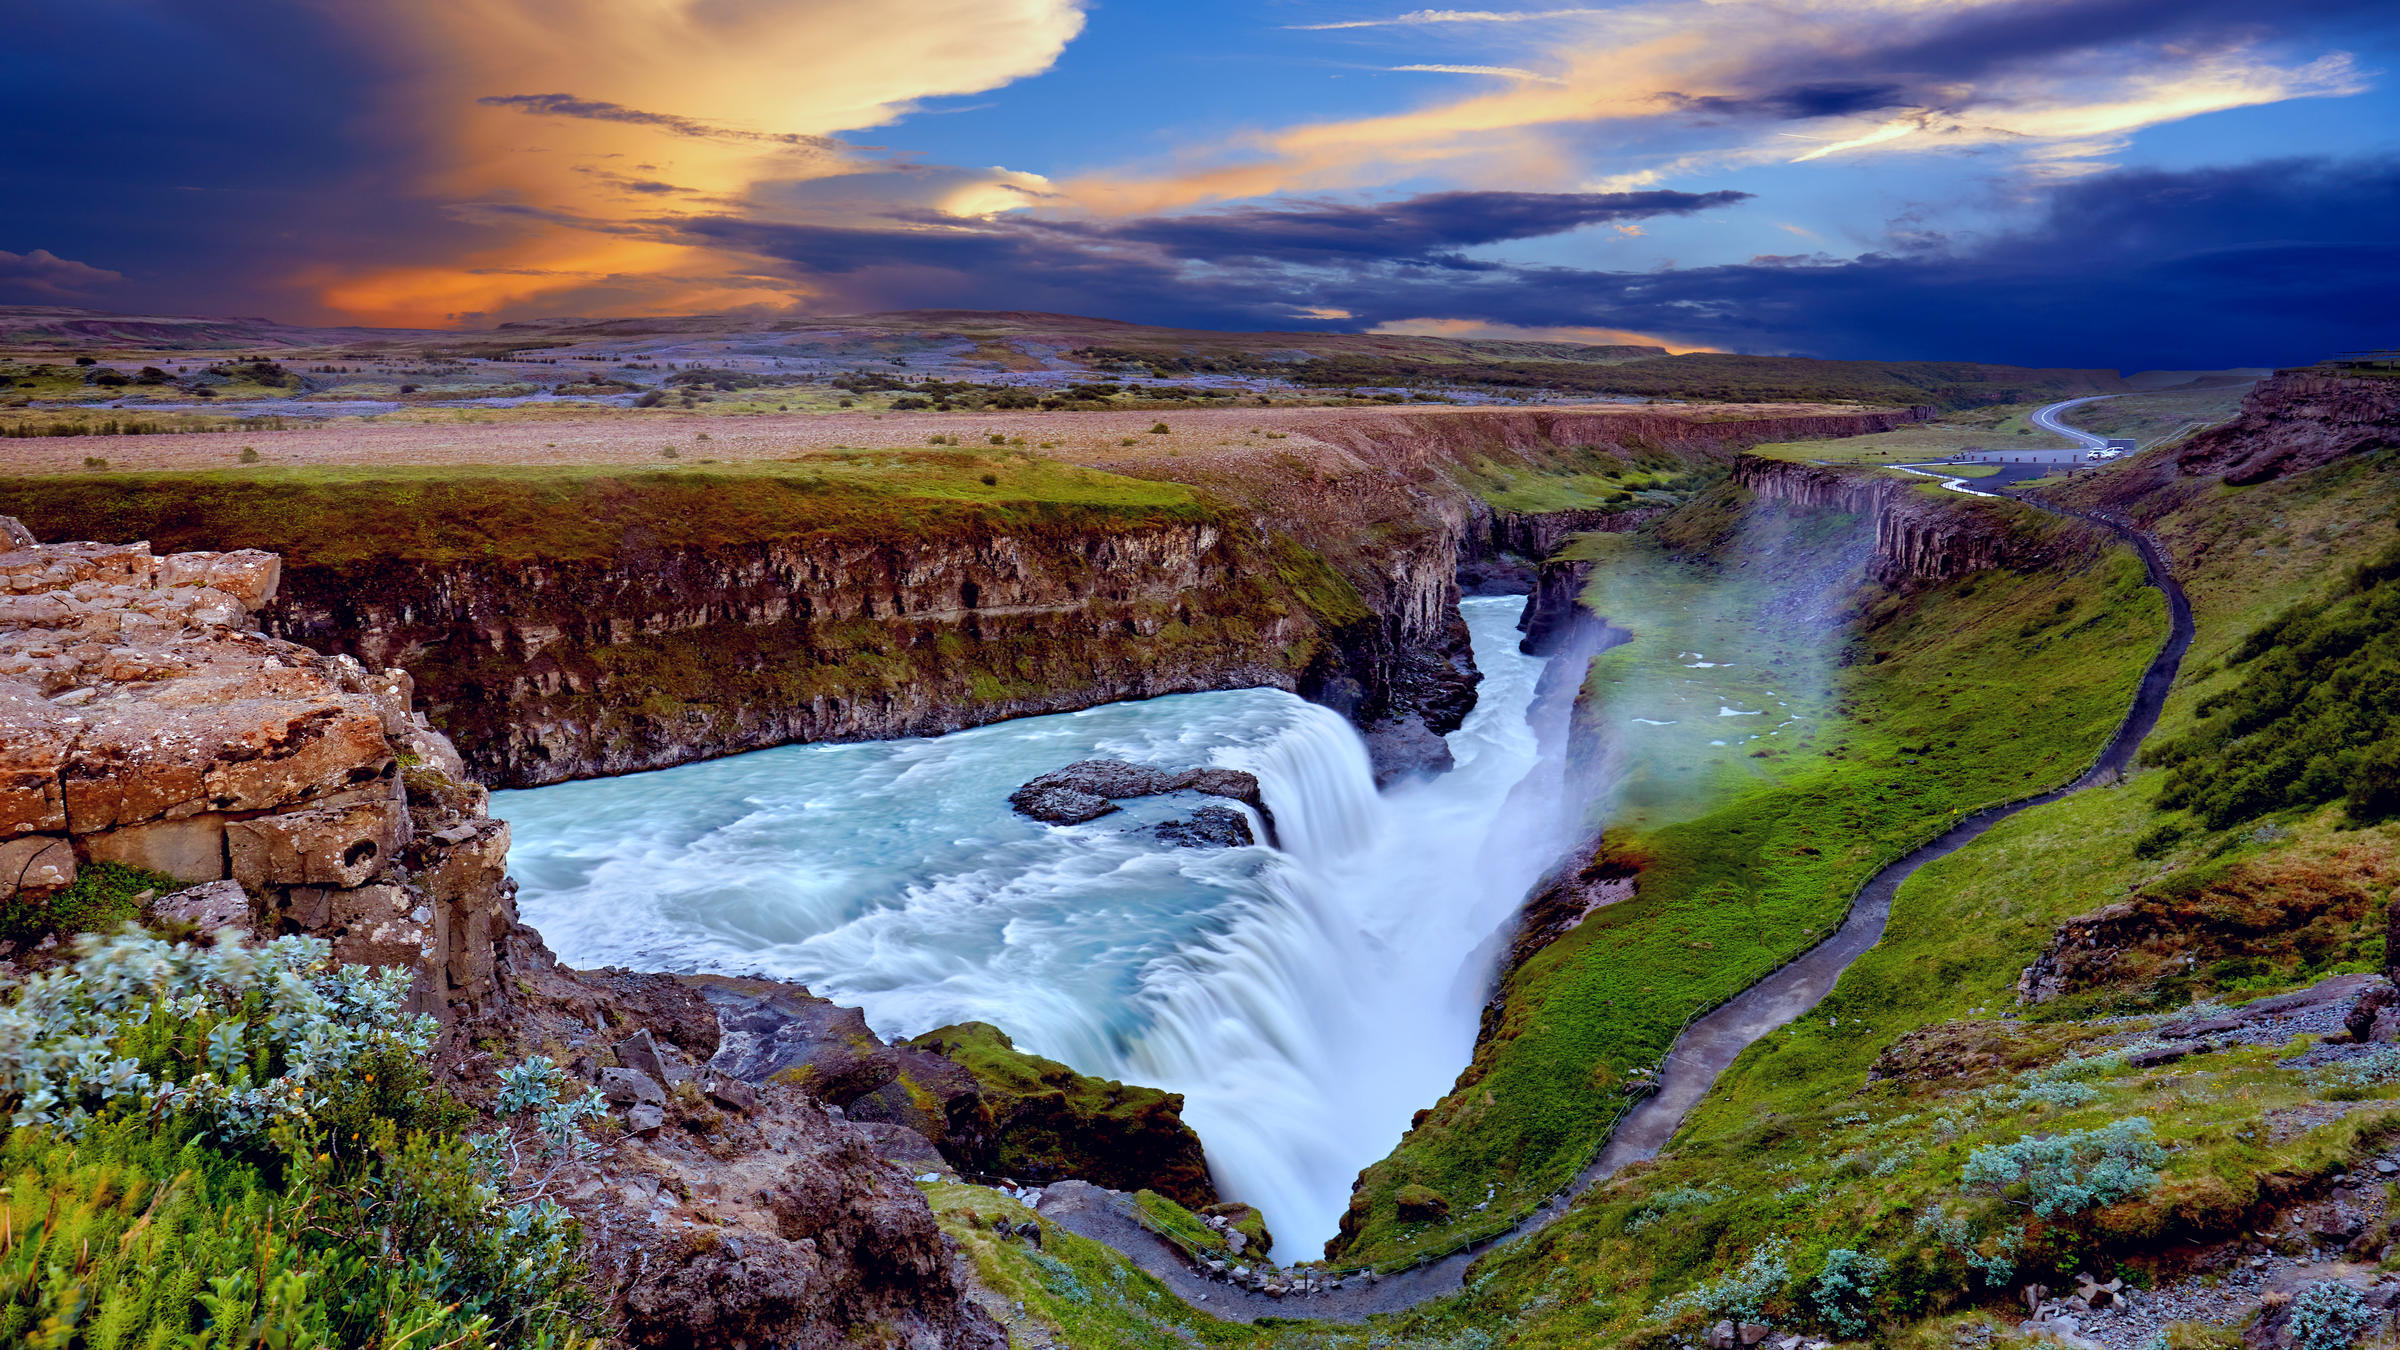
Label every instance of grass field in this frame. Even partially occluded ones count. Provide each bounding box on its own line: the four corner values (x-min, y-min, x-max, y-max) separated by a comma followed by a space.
1747, 384, 2257, 469
0, 453, 1211, 568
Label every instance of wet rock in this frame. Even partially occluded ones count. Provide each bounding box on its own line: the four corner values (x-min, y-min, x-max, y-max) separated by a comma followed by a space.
1360, 716, 1454, 785
1013, 784, 1117, 824
1011, 760, 1277, 843
1154, 805, 1255, 849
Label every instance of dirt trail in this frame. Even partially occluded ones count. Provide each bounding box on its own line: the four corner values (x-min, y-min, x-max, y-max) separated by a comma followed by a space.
1041, 498, 2195, 1324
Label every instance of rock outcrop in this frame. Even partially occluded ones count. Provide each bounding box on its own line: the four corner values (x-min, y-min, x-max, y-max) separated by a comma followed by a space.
0, 518, 1010, 1347
695, 975, 1221, 1209
1009, 759, 1274, 842
0, 520, 522, 1014
2172, 371, 2400, 487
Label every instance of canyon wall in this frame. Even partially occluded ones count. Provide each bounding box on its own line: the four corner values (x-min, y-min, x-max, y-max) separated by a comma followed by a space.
1731, 455, 2066, 581
5, 405, 1933, 792
259, 513, 1360, 788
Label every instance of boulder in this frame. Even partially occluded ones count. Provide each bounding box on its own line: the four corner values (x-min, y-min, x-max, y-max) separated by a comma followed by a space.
1010, 760, 1277, 843
2350, 978, 2400, 1044
600, 1067, 668, 1107
1154, 805, 1255, 849
614, 1028, 671, 1084
702, 1075, 756, 1114
1011, 784, 1118, 824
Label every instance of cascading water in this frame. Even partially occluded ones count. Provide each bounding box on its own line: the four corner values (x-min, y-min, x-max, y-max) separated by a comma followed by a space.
498, 595, 1558, 1254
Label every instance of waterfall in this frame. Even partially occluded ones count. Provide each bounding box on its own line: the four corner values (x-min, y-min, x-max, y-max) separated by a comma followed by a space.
498, 596, 1556, 1257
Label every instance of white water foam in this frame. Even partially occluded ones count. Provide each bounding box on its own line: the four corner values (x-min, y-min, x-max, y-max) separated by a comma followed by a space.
497, 596, 1554, 1255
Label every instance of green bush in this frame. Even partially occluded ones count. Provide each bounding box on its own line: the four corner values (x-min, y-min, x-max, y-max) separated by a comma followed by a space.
2286, 1281, 2376, 1350
1810, 1248, 1887, 1337
1960, 1117, 2164, 1218
0, 932, 598, 1347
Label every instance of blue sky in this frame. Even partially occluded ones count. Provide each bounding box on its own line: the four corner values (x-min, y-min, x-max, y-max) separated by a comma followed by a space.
3, 0, 2395, 369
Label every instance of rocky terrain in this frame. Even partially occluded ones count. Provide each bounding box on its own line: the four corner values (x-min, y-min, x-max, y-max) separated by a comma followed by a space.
0, 514, 1107, 1347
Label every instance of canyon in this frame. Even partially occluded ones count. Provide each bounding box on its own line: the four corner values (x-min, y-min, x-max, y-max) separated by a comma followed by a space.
1, 401, 1930, 791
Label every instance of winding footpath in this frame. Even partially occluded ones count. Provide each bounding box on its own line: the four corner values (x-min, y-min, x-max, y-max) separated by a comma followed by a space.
1043, 474, 2196, 1325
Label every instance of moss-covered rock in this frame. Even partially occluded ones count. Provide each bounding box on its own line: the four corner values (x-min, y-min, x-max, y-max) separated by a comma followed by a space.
1393, 1183, 1451, 1224
905, 1022, 1218, 1209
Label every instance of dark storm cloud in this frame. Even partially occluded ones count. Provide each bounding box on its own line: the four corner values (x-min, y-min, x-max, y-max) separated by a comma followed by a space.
675, 158, 2400, 370
0, 0, 468, 317
1074, 190, 1753, 265
477, 93, 848, 153
1654, 0, 2385, 126
675, 188, 1750, 282
1669, 84, 1915, 120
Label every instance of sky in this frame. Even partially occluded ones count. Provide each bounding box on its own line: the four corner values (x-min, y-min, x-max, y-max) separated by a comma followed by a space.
3, 0, 2396, 369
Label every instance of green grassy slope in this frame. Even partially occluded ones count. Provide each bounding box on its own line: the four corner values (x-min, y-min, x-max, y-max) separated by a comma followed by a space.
1402, 441, 2400, 1350
1329, 487, 2166, 1267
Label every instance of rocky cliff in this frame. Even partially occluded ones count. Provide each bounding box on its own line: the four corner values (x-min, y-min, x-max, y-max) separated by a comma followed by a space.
2171, 370, 2400, 486
0, 516, 1008, 1348
257, 511, 1350, 787
1731, 454, 2067, 582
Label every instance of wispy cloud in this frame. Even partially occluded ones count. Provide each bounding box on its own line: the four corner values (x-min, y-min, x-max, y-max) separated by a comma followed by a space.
1389, 63, 1563, 81
1291, 8, 1608, 29
1066, 0, 2376, 215
478, 93, 847, 153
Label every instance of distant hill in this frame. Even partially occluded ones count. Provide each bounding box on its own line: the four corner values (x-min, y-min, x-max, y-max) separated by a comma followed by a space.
0, 306, 2130, 409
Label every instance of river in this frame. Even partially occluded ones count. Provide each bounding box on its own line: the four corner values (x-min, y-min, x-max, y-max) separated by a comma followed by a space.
497, 594, 1558, 1254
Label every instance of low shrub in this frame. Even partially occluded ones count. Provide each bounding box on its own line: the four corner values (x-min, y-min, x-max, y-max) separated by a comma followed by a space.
1960, 1117, 2165, 1218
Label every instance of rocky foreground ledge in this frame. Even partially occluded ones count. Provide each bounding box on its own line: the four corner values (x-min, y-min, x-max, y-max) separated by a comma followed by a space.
0, 516, 1228, 1346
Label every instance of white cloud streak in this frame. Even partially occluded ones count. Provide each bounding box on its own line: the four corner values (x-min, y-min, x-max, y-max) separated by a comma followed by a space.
1291, 8, 1608, 30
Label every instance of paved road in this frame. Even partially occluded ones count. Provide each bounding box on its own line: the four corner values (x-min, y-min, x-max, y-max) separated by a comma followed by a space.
2028, 395, 2116, 450
1044, 489, 2193, 1326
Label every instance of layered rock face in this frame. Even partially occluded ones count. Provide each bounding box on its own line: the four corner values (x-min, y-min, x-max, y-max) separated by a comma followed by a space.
262, 516, 1339, 788
2172, 371, 2400, 486
0, 518, 520, 1014
1731, 455, 2053, 582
